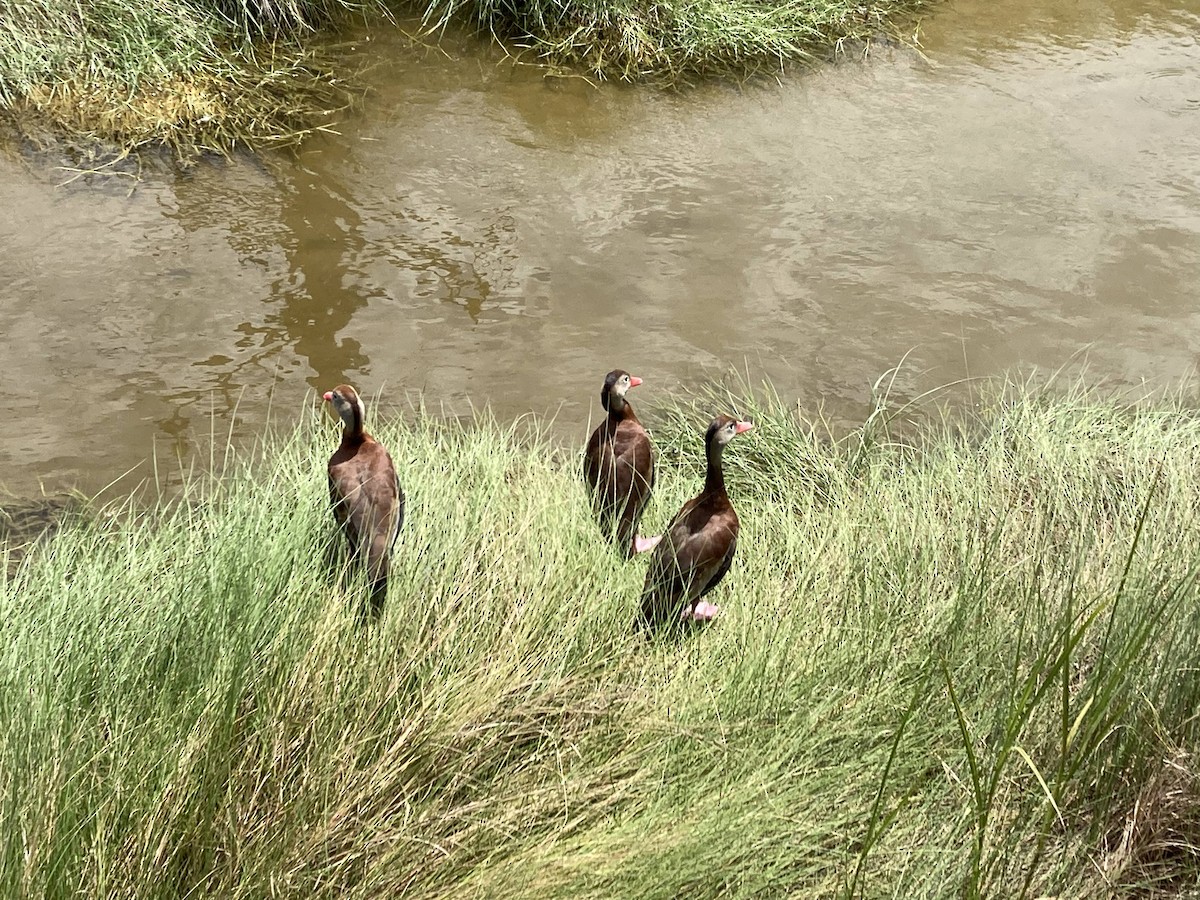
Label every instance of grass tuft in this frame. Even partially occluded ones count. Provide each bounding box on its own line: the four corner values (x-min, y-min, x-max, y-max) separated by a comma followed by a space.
419, 0, 931, 84
4, 376, 1200, 896
0, 0, 380, 155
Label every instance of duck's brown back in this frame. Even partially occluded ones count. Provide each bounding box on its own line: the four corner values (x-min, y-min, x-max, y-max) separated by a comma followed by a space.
328, 435, 404, 583
640, 487, 738, 627
584, 411, 655, 553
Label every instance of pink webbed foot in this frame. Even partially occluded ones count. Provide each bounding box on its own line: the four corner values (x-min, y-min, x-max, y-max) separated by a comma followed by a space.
682, 601, 722, 622
633, 534, 662, 555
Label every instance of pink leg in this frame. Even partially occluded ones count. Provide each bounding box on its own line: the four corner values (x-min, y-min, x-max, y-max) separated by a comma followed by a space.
633, 534, 662, 555
682, 601, 722, 622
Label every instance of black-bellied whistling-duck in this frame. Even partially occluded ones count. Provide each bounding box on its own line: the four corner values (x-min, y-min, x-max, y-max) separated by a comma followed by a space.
640, 414, 753, 630
583, 369, 658, 558
324, 384, 405, 616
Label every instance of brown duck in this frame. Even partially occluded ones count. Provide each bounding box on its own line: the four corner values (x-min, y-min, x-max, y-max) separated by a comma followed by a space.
324, 384, 405, 615
640, 414, 753, 629
583, 369, 658, 558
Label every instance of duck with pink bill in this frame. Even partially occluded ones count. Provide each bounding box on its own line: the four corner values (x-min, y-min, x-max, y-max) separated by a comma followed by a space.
583, 369, 661, 559
323, 384, 405, 618
639, 414, 753, 630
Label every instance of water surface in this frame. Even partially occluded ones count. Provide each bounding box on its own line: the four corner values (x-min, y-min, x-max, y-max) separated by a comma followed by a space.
1, 0, 1198, 495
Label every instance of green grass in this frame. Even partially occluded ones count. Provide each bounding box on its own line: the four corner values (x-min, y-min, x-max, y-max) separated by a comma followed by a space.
0, 0, 379, 154
421, 0, 930, 83
4, 376, 1200, 897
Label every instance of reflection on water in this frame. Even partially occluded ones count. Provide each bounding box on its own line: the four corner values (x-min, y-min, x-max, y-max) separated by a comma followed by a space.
267, 144, 373, 385
0, 0, 1198, 496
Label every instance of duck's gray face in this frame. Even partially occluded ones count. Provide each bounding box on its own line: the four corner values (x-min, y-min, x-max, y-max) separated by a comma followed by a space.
602, 370, 643, 409
323, 385, 365, 428
709, 415, 754, 450
611, 371, 641, 399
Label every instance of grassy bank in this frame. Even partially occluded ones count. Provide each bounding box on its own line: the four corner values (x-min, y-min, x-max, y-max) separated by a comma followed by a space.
421, 0, 929, 83
0, 0, 380, 155
0, 0, 928, 155
4, 377, 1200, 897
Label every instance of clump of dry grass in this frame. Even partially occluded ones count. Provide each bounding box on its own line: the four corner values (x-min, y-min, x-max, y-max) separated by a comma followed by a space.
14, 59, 353, 155
1102, 748, 1200, 894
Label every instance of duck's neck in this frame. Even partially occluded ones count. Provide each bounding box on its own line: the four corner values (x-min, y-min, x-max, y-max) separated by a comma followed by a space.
341, 406, 366, 444
606, 394, 635, 423
703, 443, 726, 495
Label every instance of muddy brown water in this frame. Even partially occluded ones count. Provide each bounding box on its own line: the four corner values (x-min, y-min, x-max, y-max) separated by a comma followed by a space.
0, 0, 1197, 498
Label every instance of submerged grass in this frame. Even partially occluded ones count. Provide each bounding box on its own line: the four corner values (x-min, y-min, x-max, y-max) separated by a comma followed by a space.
5, 376, 1200, 897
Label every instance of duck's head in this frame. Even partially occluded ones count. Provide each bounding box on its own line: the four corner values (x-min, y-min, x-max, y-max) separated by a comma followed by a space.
705, 414, 753, 458
600, 369, 642, 413
323, 384, 366, 432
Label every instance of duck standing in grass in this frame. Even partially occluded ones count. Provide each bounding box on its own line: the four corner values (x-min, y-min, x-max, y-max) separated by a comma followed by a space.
640, 414, 753, 630
324, 384, 405, 616
583, 369, 659, 558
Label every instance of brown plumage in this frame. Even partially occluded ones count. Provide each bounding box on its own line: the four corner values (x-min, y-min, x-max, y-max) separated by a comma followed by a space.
324, 384, 405, 616
639, 414, 753, 630
583, 369, 656, 558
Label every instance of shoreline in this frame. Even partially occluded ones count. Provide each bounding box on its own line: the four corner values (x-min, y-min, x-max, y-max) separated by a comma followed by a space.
0, 0, 930, 157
